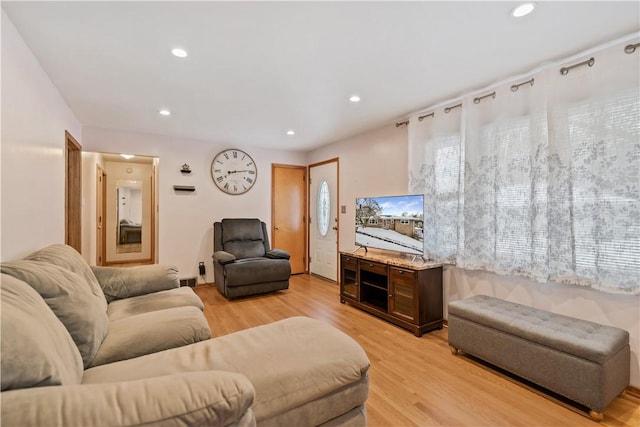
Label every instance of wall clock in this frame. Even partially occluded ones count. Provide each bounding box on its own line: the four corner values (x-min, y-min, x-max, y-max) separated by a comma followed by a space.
210, 149, 257, 195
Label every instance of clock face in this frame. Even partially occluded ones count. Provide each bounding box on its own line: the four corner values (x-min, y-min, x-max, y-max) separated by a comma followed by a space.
210, 149, 257, 195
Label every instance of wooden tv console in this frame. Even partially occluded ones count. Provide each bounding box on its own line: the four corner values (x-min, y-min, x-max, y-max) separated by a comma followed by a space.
339, 251, 444, 337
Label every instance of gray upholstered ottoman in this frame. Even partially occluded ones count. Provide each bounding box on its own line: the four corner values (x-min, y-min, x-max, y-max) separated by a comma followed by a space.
448, 295, 630, 420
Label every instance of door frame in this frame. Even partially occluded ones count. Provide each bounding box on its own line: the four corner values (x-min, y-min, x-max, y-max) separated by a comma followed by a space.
308, 157, 339, 281
96, 165, 106, 265
65, 131, 82, 252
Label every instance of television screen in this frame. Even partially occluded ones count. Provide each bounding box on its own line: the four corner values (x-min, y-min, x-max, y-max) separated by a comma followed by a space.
355, 194, 424, 255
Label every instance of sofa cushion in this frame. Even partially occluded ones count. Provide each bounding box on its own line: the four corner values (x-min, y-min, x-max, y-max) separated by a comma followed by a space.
90, 306, 211, 367
1, 274, 83, 391
82, 317, 370, 425
25, 244, 106, 301
107, 287, 204, 322
2, 371, 255, 427
221, 219, 266, 259
221, 218, 264, 242
91, 264, 180, 303
1, 260, 109, 368
223, 257, 291, 287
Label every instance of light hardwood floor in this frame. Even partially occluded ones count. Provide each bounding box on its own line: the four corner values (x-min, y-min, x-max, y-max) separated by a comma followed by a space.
194, 274, 639, 427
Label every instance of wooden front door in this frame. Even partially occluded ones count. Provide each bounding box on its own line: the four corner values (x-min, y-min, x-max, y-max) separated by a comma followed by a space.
309, 158, 339, 281
272, 164, 307, 274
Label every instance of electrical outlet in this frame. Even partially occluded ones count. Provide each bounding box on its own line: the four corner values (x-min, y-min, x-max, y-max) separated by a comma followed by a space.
198, 262, 206, 275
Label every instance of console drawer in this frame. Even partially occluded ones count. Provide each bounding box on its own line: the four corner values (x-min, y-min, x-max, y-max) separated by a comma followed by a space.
359, 260, 387, 275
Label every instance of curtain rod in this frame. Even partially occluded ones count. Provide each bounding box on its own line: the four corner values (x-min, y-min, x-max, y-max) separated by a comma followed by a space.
511, 78, 534, 92
473, 91, 496, 104
418, 112, 435, 121
625, 43, 640, 54
395, 120, 409, 127
444, 103, 462, 113
560, 57, 595, 75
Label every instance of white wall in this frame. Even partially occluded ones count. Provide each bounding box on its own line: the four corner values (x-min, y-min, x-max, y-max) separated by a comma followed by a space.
306, 123, 409, 252
1, 10, 82, 261
307, 123, 640, 388
81, 126, 305, 282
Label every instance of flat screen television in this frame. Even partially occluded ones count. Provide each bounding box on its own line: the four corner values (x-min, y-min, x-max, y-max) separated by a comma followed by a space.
355, 194, 424, 255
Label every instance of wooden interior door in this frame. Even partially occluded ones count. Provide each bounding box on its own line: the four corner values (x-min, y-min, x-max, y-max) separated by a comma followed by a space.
272, 164, 307, 274
65, 131, 82, 252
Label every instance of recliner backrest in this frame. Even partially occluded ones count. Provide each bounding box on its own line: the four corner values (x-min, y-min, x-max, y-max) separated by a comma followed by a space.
217, 219, 269, 259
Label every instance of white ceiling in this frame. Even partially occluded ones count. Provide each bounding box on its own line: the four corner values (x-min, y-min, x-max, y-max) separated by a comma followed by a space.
3, 1, 639, 151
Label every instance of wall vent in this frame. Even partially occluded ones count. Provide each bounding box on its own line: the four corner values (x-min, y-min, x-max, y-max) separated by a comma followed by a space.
179, 277, 197, 288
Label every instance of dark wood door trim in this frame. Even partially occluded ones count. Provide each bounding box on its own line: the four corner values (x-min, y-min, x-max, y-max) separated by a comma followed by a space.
65, 131, 82, 252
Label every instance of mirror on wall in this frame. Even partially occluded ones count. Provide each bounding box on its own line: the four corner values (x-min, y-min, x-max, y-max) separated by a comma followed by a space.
82, 152, 158, 266
116, 179, 143, 254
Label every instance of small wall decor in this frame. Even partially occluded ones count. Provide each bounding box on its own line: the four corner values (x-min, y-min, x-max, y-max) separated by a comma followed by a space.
180, 164, 192, 174
173, 185, 195, 192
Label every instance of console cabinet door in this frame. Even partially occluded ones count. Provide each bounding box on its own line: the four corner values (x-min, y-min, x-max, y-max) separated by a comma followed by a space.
340, 255, 359, 300
389, 267, 416, 321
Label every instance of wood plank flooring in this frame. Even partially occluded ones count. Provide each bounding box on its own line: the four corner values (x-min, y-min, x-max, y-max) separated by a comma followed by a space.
194, 274, 639, 427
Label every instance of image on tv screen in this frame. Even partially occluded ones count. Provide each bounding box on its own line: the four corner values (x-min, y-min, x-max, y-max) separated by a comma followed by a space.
355, 194, 424, 255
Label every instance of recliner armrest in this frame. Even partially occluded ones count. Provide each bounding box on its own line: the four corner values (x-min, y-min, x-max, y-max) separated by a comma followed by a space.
213, 251, 237, 265
265, 249, 290, 260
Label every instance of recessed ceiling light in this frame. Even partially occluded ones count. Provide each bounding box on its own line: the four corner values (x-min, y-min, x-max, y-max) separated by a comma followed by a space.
159, 109, 171, 116
120, 154, 135, 160
349, 95, 361, 103
171, 48, 188, 58
286, 130, 295, 135
512, 2, 535, 18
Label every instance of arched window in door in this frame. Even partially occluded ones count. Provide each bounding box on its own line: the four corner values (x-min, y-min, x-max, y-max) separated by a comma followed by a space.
317, 180, 330, 236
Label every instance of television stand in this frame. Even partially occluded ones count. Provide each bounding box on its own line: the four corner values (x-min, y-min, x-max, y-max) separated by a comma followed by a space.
339, 251, 443, 337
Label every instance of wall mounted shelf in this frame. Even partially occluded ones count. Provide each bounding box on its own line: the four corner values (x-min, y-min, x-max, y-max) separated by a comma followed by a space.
173, 185, 195, 192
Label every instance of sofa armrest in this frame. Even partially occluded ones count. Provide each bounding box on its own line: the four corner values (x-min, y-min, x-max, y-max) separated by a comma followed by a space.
1, 371, 255, 427
91, 265, 179, 302
213, 251, 237, 265
265, 249, 290, 260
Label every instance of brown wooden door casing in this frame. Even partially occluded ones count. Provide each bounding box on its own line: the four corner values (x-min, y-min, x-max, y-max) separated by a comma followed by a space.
272, 164, 307, 274
96, 165, 106, 265
65, 131, 82, 252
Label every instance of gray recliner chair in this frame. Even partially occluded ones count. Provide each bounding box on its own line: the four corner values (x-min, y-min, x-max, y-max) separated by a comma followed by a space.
212, 218, 291, 299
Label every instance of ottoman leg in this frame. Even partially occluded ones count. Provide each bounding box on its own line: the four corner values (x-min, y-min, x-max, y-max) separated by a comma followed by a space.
589, 410, 603, 421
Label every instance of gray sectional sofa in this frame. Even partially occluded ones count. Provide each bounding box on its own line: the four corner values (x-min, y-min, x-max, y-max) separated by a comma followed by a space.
1, 244, 370, 426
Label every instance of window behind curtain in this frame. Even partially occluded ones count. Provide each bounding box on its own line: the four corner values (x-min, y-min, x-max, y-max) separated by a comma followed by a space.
409, 109, 461, 262
409, 37, 639, 295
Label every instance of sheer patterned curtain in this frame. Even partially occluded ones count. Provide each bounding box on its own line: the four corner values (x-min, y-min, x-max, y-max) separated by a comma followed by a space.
461, 74, 549, 280
408, 35, 639, 295
546, 42, 640, 294
408, 105, 462, 262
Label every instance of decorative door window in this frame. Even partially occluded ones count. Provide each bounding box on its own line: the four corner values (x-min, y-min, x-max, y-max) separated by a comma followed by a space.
317, 180, 330, 236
